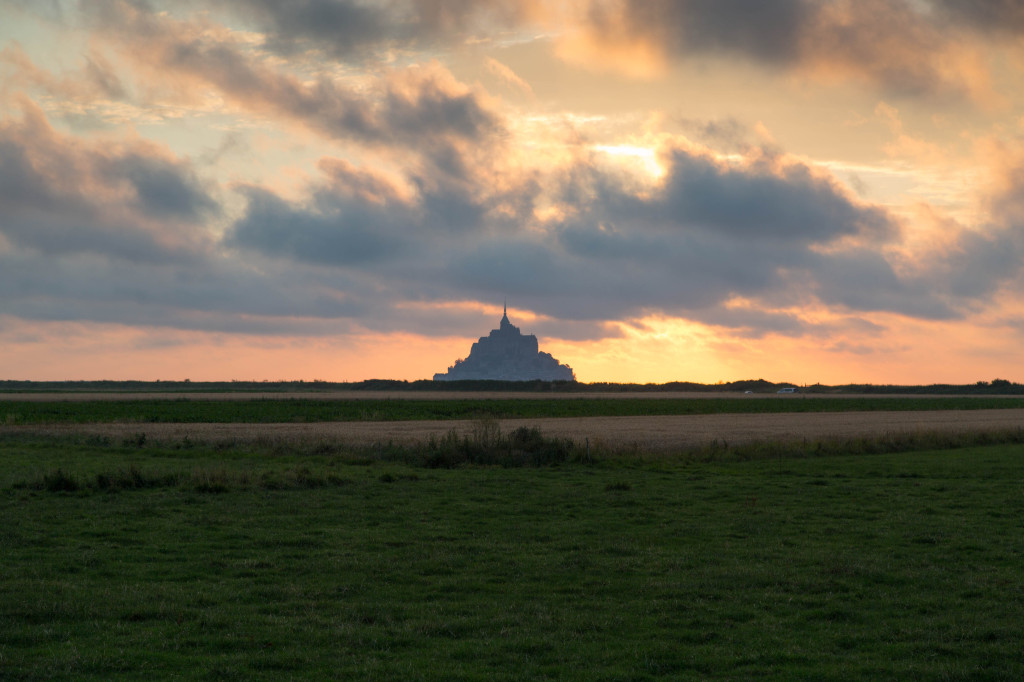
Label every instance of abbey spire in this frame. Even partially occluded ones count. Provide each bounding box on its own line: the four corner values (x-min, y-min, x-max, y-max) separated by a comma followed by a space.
500, 299, 512, 331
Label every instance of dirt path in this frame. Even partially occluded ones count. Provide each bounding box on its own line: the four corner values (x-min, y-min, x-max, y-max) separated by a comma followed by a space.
11, 409, 1024, 451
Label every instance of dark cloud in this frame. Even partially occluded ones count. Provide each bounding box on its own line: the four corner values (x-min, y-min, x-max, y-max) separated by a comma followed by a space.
0, 134, 63, 212
3, 92, 1001, 344
698, 307, 817, 338
157, 33, 377, 139
913, 149, 1024, 306
382, 79, 499, 142
16, 0, 1015, 104
99, 152, 217, 221
87, 1, 505, 148
910, 147, 1024, 308
595, 0, 810, 64
576, 0, 989, 99
506, 147, 906, 322
527, 317, 623, 342
0, 249, 371, 335
219, 138, 963, 338
9, 0, 1024, 353
931, 0, 1024, 33
0, 103, 215, 263
222, 0, 534, 59
229, 0, 391, 58
4, 108, 1022, 344
555, 222, 782, 309
675, 117, 752, 152
226, 142, 514, 269
213, 0, 1021, 102
810, 248, 956, 319
228, 186, 410, 266
649, 149, 893, 242
941, 230, 1021, 300
82, 52, 125, 99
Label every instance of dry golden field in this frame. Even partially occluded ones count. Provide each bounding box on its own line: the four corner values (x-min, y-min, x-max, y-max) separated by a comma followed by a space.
12, 408, 1024, 452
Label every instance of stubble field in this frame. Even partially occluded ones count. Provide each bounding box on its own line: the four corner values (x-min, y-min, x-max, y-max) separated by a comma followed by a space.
9, 408, 1024, 453
4, 391, 1024, 453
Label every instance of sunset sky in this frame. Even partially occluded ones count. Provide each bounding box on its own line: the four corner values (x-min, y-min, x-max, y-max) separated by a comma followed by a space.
3, 0, 1024, 384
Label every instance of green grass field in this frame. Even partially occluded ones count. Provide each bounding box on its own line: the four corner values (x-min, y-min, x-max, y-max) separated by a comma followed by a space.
4, 395, 1024, 425
2, 433, 1023, 680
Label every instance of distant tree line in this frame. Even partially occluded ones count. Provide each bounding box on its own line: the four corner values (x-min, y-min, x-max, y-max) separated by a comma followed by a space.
2, 378, 1023, 394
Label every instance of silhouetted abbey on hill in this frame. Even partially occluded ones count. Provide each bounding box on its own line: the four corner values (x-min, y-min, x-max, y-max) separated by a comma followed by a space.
433, 306, 575, 382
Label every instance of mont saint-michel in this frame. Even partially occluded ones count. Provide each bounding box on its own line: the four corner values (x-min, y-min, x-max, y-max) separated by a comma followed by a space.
433, 306, 575, 382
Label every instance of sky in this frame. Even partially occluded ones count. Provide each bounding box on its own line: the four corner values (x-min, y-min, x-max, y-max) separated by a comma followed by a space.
3, 0, 1024, 384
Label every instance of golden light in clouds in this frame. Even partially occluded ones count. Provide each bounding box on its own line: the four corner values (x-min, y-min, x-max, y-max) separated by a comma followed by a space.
592, 144, 665, 179
554, 30, 668, 80
3, 1, 1024, 384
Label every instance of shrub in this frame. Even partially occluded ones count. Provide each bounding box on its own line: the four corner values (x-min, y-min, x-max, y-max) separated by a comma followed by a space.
122, 432, 147, 448
42, 469, 79, 492
414, 425, 575, 468
94, 467, 179, 491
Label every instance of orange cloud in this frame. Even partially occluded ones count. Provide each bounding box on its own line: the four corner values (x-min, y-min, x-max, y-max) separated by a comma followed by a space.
555, 25, 668, 79
548, 0, 1000, 104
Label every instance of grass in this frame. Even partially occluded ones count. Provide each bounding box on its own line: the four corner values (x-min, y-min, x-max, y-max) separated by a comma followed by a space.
3, 395, 1024, 425
2, 434, 1024, 679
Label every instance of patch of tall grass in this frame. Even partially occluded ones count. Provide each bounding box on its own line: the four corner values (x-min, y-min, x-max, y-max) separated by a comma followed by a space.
8, 426, 1024, 492
13, 465, 353, 494
679, 426, 1024, 463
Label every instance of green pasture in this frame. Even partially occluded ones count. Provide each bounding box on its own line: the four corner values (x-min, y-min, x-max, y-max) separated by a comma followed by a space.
4, 395, 1024, 425
2, 434, 1023, 680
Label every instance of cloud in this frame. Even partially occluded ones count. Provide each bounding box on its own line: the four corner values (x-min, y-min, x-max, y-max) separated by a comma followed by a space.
0, 101, 216, 263
99, 151, 217, 221
0, 43, 125, 103
214, 124, 1000, 340
646, 148, 894, 242
810, 248, 956, 319
221, 0, 543, 59
3, 0, 64, 20
931, 0, 1024, 34
0, 241, 376, 337
80, 1, 504, 148
580, 0, 810, 66
225, 135, 523, 269
228, 184, 411, 267
485, 57, 535, 97
226, 0, 393, 59
558, 0, 995, 100
6, 0, 1024, 354
902, 141, 1024, 306
15, 0, 1012, 106
674, 117, 751, 151
3, 91, 1012, 346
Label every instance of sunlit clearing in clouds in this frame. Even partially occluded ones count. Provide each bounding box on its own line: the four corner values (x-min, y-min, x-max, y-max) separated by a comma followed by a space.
548, 316, 727, 384
592, 144, 665, 179
550, 310, 1024, 386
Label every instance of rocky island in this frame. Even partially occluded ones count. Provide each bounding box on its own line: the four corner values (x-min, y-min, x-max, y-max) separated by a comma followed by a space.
433, 306, 575, 382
